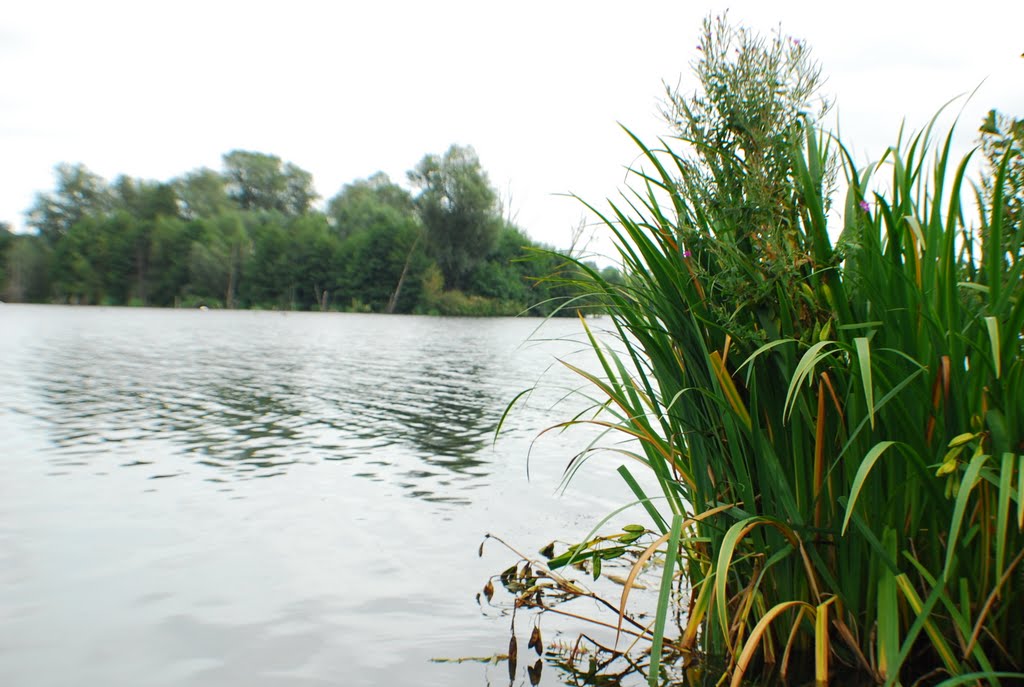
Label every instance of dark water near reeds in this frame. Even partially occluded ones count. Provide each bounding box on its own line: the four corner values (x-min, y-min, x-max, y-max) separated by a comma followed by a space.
1, 305, 662, 687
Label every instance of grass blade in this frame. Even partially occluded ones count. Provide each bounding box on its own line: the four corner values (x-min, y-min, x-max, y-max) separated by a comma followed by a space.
842, 441, 899, 534
649, 514, 684, 686
854, 337, 875, 430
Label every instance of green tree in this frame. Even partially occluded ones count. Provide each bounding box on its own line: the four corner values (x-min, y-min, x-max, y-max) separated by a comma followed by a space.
282, 163, 318, 217
188, 212, 249, 307
408, 144, 502, 291
112, 176, 178, 220
174, 168, 233, 220
147, 216, 197, 306
222, 150, 317, 216
3, 233, 51, 302
284, 213, 338, 309
978, 109, 1023, 273
326, 171, 430, 312
27, 163, 112, 245
327, 172, 416, 240
51, 214, 131, 304
465, 224, 537, 305
111, 176, 180, 304
338, 212, 428, 313
244, 220, 295, 308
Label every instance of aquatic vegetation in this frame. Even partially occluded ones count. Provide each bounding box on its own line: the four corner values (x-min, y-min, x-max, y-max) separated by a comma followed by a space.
479, 532, 687, 686
513, 18, 1023, 687
548, 118, 1024, 685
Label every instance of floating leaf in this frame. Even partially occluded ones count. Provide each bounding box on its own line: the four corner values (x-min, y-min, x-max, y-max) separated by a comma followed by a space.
622, 524, 646, 533
592, 552, 602, 580
538, 541, 555, 559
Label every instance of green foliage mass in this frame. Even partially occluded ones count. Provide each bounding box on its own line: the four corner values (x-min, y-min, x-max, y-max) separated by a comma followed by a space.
26, 163, 112, 246
222, 150, 318, 216
3, 148, 611, 313
327, 172, 415, 240
978, 110, 1024, 281
409, 144, 504, 291
541, 15, 1024, 687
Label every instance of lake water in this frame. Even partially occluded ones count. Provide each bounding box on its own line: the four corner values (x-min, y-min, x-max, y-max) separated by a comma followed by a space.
0, 305, 659, 687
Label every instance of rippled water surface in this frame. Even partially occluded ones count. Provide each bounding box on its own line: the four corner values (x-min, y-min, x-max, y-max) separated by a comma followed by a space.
1, 305, 650, 687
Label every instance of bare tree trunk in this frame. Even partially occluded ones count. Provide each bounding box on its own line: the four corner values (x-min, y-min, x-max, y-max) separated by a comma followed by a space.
313, 284, 329, 312
225, 263, 235, 309
386, 234, 421, 314
135, 245, 147, 305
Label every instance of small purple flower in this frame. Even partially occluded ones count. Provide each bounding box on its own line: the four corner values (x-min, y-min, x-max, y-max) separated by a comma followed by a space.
683, 250, 692, 258
859, 200, 871, 212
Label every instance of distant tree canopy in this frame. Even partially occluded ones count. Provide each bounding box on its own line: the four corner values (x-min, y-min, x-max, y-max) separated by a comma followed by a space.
327, 172, 416, 240
3, 146, 613, 315
175, 168, 233, 220
222, 150, 318, 216
27, 163, 113, 245
409, 144, 503, 291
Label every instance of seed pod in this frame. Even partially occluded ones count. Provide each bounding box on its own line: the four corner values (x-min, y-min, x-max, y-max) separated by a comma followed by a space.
948, 432, 978, 448
483, 580, 494, 602
528, 625, 543, 655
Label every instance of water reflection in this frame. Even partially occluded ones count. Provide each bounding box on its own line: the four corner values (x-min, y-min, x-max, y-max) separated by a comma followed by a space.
5, 308, 563, 503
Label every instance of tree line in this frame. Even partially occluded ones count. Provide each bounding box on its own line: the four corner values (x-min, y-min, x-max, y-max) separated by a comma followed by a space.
1, 145, 620, 315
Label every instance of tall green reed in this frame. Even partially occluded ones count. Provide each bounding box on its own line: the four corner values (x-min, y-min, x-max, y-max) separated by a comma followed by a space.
558, 112, 1023, 685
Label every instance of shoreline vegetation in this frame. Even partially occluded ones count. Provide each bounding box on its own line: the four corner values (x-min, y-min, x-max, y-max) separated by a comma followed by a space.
495, 15, 1022, 687
0, 146, 622, 317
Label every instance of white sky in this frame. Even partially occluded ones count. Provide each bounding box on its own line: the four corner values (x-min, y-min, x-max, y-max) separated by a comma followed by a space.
2, 0, 1022, 259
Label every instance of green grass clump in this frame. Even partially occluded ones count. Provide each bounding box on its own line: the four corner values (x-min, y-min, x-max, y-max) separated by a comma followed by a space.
549, 18, 1023, 686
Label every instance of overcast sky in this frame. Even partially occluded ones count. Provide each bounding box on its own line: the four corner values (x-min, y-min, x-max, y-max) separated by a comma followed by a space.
2, 0, 1022, 257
